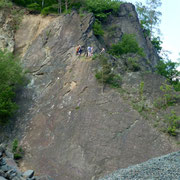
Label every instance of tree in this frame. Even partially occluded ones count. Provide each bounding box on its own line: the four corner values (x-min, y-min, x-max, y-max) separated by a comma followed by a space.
65, 0, 68, 12
156, 60, 180, 82
0, 50, 24, 124
58, 0, 62, 13
136, 0, 162, 38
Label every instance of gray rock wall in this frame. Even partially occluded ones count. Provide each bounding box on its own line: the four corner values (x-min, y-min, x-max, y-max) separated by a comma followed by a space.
0, 3, 179, 180
13, 10, 178, 180
104, 3, 159, 70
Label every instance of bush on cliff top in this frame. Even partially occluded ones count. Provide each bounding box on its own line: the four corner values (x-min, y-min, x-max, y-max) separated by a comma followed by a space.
0, 50, 24, 124
84, 0, 123, 20
11, 0, 123, 18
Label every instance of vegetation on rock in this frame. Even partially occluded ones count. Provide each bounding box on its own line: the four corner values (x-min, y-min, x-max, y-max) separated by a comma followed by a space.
93, 20, 104, 37
0, 50, 24, 125
10, 0, 123, 17
95, 55, 122, 88
135, 0, 162, 38
156, 60, 180, 91
165, 111, 180, 136
12, 139, 24, 160
0, 0, 13, 8
109, 34, 144, 57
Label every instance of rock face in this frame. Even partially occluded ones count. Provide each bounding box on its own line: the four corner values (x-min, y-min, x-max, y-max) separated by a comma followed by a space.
15, 15, 54, 57
104, 3, 159, 70
1, 3, 179, 180
99, 151, 180, 180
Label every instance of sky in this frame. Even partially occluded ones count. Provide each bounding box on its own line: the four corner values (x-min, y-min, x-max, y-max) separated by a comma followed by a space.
124, 0, 180, 63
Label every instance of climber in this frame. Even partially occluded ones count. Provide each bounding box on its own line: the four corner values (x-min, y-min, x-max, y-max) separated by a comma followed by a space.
87, 46, 91, 57
100, 48, 105, 54
90, 47, 94, 56
76, 45, 82, 56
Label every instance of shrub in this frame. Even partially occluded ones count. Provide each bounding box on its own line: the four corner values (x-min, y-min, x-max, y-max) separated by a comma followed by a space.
173, 81, 180, 92
126, 57, 140, 72
12, 139, 24, 160
166, 111, 180, 136
109, 34, 144, 57
156, 60, 180, 82
12, 0, 26, 7
27, 3, 41, 13
11, 9, 25, 31
154, 83, 179, 108
0, 50, 24, 124
84, 0, 123, 21
79, 7, 85, 17
93, 20, 104, 36
139, 81, 144, 100
107, 25, 118, 38
95, 55, 122, 88
156, 57, 180, 92
0, 0, 12, 8
12, 139, 18, 153
151, 36, 162, 54
41, 6, 56, 15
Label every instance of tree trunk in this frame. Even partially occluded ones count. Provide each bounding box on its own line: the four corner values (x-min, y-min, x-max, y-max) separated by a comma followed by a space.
65, 0, 68, 12
58, 0, 62, 14
42, 0, 45, 8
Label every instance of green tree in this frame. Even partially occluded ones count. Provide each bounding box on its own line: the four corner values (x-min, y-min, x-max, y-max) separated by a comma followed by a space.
156, 60, 180, 82
0, 0, 13, 8
151, 36, 162, 53
136, 0, 162, 38
84, 0, 122, 20
0, 50, 24, 124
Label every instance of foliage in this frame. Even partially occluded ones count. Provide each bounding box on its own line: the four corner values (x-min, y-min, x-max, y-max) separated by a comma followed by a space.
11, 0, 123, 18
154, 83, 179, 108
156, 60, 180, 81
139, 81, 144, 100
27, 3, 41, 13
0, 50, 24, 124
173, 82, 180, 92
156, 59, 180, 91
165, 111, 180, 136
84, 0, 123, 21
93, 20, 104, 37
79, 7, 85, 17
0, 0, 12, 8
126, 57, 141, 72
12, 139, 18, 153
135, 0, 162, 38
109, 34, 144, 57
11, 9, 25, 31
107, 25, 118, 38
133, 100, 147, 113
95, 55, 122, 88
151, 36, 162, 53
12, 139, 24, 160
41, 5, 57, 15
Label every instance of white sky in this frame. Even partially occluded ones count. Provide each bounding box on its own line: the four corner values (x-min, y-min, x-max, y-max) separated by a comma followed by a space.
124, 0, 180, 63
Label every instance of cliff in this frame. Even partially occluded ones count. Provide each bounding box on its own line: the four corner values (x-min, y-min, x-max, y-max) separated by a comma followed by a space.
0, 3, 179, 180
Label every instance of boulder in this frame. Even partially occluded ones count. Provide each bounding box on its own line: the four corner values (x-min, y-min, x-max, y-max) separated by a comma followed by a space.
23, 170, 34, 178
0, 176, 7, 180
